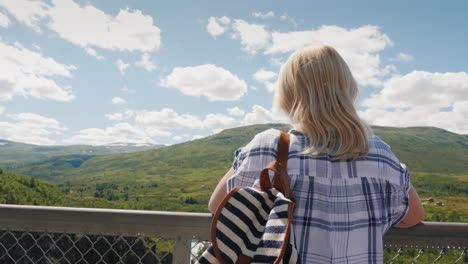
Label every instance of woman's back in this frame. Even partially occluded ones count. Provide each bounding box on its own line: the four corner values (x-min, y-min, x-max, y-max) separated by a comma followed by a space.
227, 128, 410, 264
209, 44, 422, 263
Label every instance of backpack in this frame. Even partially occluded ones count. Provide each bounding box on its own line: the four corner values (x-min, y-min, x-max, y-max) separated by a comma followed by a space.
196, 132, 298, 264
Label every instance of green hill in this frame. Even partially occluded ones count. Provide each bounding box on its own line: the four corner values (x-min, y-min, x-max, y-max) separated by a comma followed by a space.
371, 126, 468, 174
0, 139, 111, 164
0, 139, 163, 180
3, 124, 466, 213
0, 168, 112, 208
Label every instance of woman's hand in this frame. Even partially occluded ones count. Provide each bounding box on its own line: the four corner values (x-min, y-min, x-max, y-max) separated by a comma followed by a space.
208, 168, 234, 214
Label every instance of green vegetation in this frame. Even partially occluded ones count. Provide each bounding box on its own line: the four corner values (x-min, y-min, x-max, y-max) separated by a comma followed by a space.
372, 126, 468, 174
0, 169, 114, 208
0, 124, 467, 219
0, 139, 163, 172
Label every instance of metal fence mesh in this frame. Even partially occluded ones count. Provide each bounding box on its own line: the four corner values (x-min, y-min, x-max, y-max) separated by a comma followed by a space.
0, 231, 466, 263
383, 247, 467, 264
0, 231, 174, 264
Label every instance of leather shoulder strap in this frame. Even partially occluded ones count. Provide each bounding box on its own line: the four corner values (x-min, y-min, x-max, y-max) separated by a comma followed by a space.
277, 132, 290, 169
259, 131, 294, 200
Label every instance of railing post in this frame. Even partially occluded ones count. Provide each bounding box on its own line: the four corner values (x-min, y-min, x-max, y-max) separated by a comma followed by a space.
173, 236, 192, 264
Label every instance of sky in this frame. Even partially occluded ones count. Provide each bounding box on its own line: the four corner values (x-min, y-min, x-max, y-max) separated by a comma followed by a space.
0, 0, 467, 146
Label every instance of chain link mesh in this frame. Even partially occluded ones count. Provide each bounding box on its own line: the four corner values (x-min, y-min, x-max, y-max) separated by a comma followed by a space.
0, 230, 175, 264
384, 247, 467, 263
0, 231, 467, 263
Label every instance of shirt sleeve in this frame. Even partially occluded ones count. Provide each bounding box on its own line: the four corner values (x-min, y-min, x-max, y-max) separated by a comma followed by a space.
226, 130, 278, 192
391, 163, 412, 226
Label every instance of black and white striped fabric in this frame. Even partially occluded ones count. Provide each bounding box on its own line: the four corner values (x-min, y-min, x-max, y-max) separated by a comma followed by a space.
196, 186, 297, 264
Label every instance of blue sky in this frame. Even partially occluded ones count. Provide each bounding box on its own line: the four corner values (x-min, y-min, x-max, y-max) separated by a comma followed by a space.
0, 0, 467, 145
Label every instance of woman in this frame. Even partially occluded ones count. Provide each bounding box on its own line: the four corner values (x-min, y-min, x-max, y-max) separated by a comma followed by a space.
208, 45, 424, 263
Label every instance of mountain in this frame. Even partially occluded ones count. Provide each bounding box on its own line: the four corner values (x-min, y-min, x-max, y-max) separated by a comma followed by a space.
0, 139, 164, 180
371, 126, 468, 174
103, 142, 164, 153
2, 124, 466, 213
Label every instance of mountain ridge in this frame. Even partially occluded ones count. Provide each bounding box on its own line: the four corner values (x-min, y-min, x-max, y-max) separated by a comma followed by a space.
3, 124, 467, 180
1, 124, 467, 213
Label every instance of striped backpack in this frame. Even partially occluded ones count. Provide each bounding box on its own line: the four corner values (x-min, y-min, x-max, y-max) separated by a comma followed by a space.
197, 132, 298, 264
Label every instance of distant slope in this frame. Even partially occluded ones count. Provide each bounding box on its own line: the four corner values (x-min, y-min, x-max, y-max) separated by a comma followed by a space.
372, 126, 468, 174
0, 139, 164, 178
0, 139, 112, 164
2, 124, 467, 213
6, 124, 468, 182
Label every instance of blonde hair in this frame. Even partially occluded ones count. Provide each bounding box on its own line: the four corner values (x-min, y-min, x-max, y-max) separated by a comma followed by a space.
274, 44, 372, 159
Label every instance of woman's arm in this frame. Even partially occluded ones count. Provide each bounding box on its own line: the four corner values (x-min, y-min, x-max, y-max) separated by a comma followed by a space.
208, 168, 234, 214
394, 185, 425, 228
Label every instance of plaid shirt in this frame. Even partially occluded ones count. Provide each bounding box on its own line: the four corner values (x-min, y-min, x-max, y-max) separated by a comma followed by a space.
227, 128, 410, 264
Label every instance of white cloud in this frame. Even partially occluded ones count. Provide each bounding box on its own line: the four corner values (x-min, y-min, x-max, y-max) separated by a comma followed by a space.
112, 108, 242, 138
111, 97, 126, 105
242, 105, 289, 125
278, 13, 298, 26
160, 64, 248, 101
64, 122, 157, 145
0, 105, 4, 114
105, 109, 134, 121
0, 41, 75, 101
115, 59, 129, 75
253, 69, 278, 92
203, 113, 237, 133
68, 108, 245, 145
227, 106, 245, 117
269, 57, 285, 67
206, 16, 231, 37
360, 71, 468, 134
48, 0, 161, 52
105, 113, 123, 121
0, 112, 66, 145
84, 47, 104, 60
231, 19, 270, 54
392, 52, 414, 62
135, 108, 204, 130
253, 69, 277, 82
1, 0, 161, 52
252, 11, 275, 19
225, 22, 392, 86
0, 0, 48, 32
0, 12, 11, 28
265, 25, 394, 86
135, 53, 156, 72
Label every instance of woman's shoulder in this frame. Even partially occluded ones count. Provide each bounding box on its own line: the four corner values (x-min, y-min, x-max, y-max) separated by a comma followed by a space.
368, 135, 391, 151
367, 135, 396, 156
367, 135, 408, 173
237, 128, 281, 152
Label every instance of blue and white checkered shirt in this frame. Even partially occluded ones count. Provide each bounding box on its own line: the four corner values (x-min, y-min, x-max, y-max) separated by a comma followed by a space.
227, 128, 410, 264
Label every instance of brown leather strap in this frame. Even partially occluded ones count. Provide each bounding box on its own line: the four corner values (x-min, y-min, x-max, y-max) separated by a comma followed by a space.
259, 132, 294, 200
276, 131, 290, 168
